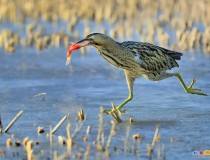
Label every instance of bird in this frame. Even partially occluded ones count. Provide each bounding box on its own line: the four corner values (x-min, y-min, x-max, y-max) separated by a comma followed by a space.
66, 33, 207, 114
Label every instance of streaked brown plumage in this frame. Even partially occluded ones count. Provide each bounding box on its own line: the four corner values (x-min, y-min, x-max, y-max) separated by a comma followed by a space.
67, 33, 207, 114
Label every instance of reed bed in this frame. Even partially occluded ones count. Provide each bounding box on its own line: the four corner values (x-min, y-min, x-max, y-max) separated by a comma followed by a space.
0, 108, 167, 159
0, 0, 210, 54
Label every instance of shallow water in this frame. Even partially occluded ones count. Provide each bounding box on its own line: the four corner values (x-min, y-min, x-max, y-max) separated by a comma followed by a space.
0, 44, 210, 159
1, 38, 210, 159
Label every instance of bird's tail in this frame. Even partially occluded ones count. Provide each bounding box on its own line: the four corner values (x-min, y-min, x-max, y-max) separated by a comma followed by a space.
167, 51, 183, 60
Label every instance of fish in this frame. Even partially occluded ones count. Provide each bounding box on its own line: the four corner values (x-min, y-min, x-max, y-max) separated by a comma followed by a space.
66, 43, 81, 65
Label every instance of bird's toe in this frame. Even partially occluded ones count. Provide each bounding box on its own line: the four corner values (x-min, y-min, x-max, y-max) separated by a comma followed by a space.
190, 88, 202, 91
117, 109, 126, 114
187, 88, 208, 96
103, 109, 112, 115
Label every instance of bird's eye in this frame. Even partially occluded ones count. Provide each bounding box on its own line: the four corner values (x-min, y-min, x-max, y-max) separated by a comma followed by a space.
89, 38, 100, 46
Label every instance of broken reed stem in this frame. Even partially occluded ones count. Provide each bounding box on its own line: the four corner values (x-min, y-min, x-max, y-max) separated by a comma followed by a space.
67, 112, 70, 121
84, 145, 91, 160
97, 107, 103, 143
110, 102, 122, 123
86, 125, 90, 135
49, 125, 52, 147
66, 124, 72, 151
52, 115, 67, 134
54, 150, 58, 160
124, 126, 130, 153
30, 92, 47, 101
97, 107, 104, 146
72, 116, 86, 139
157, 143, 166, 159
77, 109, 85, 121
66, 124, 71, 139
147, 124, 160, 158
151, 124, 160, 150
26, 140, 33, 160
4, 110, 23, 133
147, 144, 152, 158
105, 121, 116, 150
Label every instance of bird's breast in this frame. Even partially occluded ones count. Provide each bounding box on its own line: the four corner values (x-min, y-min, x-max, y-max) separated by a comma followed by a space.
98, 48, 127, 69
97, 47, 146, 74
101, 53, 120, 68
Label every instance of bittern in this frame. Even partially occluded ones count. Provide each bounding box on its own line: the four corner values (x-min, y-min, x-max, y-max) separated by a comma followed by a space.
66, 33, 207, 114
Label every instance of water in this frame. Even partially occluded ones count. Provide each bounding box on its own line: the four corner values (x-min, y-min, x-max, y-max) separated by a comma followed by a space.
0, 35, 210, 159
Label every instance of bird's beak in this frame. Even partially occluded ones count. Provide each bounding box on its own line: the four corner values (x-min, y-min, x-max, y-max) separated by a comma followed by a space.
66, 38, 94, 65
76, 38, 95, 47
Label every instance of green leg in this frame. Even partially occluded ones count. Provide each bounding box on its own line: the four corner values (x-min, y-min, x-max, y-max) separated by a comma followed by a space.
116, 89, 133, 113
104, 72, 135, 114
175, 73, 207, 96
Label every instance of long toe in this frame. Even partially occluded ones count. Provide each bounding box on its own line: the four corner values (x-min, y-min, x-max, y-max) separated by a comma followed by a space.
117, 109, 126, 114
193, 92, 208, 96
187, 79, 207, 96
188, 78, 197, 89
103, 109, 112, 114
190, 88, 202, 91
188, 89, 208, 96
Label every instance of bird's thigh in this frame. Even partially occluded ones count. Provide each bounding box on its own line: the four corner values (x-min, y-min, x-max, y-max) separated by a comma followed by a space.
143, 72, 173, 81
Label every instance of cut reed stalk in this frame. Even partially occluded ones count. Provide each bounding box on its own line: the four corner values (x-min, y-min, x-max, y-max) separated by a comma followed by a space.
4, 110, 23, 133
52, 115, 67, 134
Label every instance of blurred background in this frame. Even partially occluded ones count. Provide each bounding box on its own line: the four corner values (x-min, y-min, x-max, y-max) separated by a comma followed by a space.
0, 0, 210, 160
0, 0, 210, 53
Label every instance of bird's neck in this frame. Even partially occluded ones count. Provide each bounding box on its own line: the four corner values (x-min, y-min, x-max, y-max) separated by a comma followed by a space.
95, 39, 120, 51
93, 40, 130, 69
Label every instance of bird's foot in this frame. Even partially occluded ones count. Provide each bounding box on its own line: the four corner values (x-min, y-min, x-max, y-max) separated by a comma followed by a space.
103, 109, 112, 115
186, 78, 207, 96
116, 106, 126, 114
103, 108, 126, 115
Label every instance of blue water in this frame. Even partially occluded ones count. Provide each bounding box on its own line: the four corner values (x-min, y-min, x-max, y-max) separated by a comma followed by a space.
0, 26, 210, 159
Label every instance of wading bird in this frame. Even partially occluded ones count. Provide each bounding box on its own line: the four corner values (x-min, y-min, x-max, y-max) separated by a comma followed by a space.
66, 33, 207, 114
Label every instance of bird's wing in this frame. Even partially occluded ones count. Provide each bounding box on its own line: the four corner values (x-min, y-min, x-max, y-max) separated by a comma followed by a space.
121, 41, 183, 72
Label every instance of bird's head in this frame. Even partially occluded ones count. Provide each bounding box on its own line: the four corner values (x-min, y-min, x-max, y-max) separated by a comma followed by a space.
66, 33, 114, 65
77, 33, 112, 47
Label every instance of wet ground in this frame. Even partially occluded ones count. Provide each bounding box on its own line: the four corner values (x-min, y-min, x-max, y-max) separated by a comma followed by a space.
0, 42, 210, 159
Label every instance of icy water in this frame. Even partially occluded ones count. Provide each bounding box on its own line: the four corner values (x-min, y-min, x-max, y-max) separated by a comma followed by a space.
0, 43, 210, 159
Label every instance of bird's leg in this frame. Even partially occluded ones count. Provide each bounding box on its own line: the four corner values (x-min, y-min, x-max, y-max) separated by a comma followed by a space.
116, 72, 135, 113
103, 72, 135, 114
116, 91, 133, 113
175, 73, 207, 96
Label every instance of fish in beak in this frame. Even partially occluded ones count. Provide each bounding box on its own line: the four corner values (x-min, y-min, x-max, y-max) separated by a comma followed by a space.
66, 39, 93, 65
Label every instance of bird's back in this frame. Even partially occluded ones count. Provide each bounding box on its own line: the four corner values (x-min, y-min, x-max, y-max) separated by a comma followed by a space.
120, 41, 183, 73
